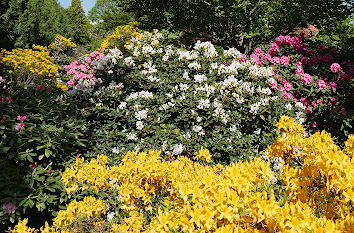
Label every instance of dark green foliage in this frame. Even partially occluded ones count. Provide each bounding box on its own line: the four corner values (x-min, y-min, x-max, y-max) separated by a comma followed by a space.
0, 0, 75, 49
89, 0, 135, 37
0, 80, 87, 228
115, 0, 352, 52
68, 0, 91, 45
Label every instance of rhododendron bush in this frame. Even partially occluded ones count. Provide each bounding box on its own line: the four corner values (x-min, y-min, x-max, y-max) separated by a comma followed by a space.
12, 116, 353, 232
251, 34, 353, 142
62, 30, 305, 162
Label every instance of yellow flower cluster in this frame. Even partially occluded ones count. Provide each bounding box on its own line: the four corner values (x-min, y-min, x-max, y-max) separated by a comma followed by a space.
12, 219, 55, 233
0, 45, 59, 79
100, 23, 142, 53
55, 80, 68, 91
50, 34, 77, 51
268, 116, 353, 221
195, 146, 212, 162
53, 196, 106, 232
13, 117, 353, 232
344, 134, 354, 158
61, 154, 111, 194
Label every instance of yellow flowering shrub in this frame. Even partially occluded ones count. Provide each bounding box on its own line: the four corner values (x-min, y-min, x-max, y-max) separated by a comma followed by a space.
269, 116, 353, 221
0, 45, 60, 86
344, 134, 354, 158
100, 23, 142, 53
50, 34, 77, 51
12, 219, 55, 233
53, 196, 106, 232
13, 117, 354, 232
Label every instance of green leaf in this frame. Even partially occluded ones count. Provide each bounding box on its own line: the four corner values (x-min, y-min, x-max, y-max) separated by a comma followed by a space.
45, 149, 52, 158
2, 147, 10, 152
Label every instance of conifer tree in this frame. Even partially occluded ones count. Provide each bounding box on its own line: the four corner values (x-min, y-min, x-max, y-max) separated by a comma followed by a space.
68, 0, 90, 45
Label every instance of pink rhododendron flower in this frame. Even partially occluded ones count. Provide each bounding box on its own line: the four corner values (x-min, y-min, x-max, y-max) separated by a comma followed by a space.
330, 63, 341, 73
341, 108, 347, 117
300, 56, 309, 64
2, 202, 17, 214
328, 97, 337, 106
317, 80, 326, 90
239, 54, 247, 62
270, 81, 278, 89
317, 99, 323, 105
271, 57, 281, 65
261, 53, 271, 62
17, 115, 26, 122
269, 43, 280, 55
76, 154, 81, 157
318, 45, 326, 51
282, 80, 292, 91
254, 48, 263, 55
328, 82, 337, 91
5, 97, 12, 103
301, 73, 312, 85
306, 107, 313, 114
250, 54, 261, 64
300, 97, 309, 107
30, 162, 37, 169
280, 56, 289, 65
312, 101, 317, 107
283, 92, 294, 100
312, 121, 317, 128
15, 123, 25, 131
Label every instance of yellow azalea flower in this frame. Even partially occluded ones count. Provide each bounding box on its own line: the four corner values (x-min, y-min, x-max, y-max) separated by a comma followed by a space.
195, 146, 212, 162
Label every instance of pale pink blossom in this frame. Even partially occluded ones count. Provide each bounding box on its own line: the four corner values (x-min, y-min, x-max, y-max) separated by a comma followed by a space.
15, 123, 25, 131
17, 115, 26, 122
2, 202, 17, 214
317, 80, 327, 90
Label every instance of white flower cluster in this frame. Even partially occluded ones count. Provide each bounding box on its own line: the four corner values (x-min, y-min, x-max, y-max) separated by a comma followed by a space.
194, 40, 218, 58
126, 91, 154, 101
194, 74, 207, 83
67, 78, 102, 96
248, 64, 274, 77
177, 50, 199, 61
141, 61, 157, 76
213, 99, 229, 124
135, 109, 149, 120
197, 98, 210, 110
223, 48, 242, 59
271, 157, 283, 171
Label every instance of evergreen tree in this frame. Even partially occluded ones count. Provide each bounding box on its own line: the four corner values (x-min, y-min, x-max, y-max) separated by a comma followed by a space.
68, 0, 91, 45
0, 0, 76, 49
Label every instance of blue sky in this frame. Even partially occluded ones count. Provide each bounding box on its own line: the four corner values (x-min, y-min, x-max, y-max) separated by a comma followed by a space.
58, 0, 96, 15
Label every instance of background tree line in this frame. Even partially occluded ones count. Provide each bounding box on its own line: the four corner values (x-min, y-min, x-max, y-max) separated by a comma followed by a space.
0, 0, 90, 49
0, 0, 353, 54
